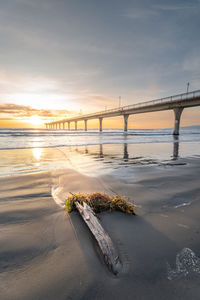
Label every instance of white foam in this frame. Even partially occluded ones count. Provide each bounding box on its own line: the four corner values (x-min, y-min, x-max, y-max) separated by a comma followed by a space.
177, 223, 190, 229
175, 202, 191, 208
51, 186, 65, 208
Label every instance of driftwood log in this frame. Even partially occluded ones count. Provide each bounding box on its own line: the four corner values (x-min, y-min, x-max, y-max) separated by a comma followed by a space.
75, 201, 121, 275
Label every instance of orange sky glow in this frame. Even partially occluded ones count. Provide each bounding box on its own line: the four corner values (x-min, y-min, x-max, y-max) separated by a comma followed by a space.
0, 73, 199, 129
0, 105, 200, 129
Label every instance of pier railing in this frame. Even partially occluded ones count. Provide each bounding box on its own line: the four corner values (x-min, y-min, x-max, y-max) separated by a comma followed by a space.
64, 89, 200, 121
47, 89, 200, 125
46, 89, 200, 134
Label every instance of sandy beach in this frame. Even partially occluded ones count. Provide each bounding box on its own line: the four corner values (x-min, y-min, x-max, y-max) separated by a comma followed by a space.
1, 0, 200, 297
1, 156, 200, 300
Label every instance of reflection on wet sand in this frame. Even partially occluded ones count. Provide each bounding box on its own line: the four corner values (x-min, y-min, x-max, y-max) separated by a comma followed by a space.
123, 143, 128, 161
74, 140, 180, 168
32, 148, 43, 160
173, 136, 179, 160
83, 143, 130, 161
32, 139, 43, 161
99, 144, 103, 158
85, 146, 88, 154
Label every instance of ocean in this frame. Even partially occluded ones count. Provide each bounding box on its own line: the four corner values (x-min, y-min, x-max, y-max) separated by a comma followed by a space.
0, 126, 200, 177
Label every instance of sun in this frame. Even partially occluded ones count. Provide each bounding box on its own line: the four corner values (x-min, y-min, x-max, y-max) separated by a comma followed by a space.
29, 115, 42, 126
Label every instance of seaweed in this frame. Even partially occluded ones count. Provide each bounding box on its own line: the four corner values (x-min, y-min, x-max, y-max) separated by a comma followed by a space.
65, 192, 135, 215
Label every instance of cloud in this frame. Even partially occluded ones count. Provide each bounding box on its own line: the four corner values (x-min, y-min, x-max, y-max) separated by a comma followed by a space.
0, 103, 72, 119
0, 67, 119, 112
122, 9, 157, 20
123, 3, 198, 20
0, 103, 37, 116
153, 4, 197, 11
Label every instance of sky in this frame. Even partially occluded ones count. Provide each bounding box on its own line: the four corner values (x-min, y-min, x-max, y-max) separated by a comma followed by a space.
0, 0, 200, 128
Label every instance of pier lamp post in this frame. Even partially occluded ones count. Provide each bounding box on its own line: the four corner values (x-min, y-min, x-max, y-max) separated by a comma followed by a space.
187, 82, 190, 93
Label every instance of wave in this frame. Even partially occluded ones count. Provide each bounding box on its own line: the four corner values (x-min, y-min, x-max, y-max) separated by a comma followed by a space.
0, 127, 200, 150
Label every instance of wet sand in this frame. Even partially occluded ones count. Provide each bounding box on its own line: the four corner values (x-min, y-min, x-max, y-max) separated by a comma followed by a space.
0, 158, 200, 299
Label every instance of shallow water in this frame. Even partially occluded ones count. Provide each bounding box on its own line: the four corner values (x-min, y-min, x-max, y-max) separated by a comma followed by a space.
0, 126, 200, 177
0, 141, 200, 178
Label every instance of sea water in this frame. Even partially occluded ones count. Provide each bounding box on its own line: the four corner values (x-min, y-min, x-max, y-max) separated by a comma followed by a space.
0, 126, 200, 176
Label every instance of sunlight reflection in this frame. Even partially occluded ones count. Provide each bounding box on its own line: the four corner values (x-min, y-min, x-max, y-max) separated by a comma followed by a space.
32, 147, 43, 160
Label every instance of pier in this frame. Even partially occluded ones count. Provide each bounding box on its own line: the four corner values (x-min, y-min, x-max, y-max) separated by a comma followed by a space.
45, 89, 200, 135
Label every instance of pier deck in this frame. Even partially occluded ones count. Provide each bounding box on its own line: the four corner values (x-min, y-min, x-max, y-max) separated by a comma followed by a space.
46, 89, 200, 135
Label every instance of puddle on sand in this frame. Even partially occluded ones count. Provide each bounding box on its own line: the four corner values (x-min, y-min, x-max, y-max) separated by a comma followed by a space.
164, 197, 191, 209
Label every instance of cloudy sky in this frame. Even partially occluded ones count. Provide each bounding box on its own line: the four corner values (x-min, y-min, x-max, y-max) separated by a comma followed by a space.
0, 0, 200, 128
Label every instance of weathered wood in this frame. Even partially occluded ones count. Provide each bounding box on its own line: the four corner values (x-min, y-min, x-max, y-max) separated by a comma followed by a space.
75, 201, 121, 275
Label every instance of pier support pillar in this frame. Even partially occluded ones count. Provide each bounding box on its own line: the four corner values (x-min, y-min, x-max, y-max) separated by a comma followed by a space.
84, 120, 88, 131
56, 124, 58, 130
173, 136, 179, 160
99, 118, 103, 132
124, 114, 129, 132
173, 108, 183, 135
68, 122, 70, 130
75, 121, 77, 131
63, 123, 65, 129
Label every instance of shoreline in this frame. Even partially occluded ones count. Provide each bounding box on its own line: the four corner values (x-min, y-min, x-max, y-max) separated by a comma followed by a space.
0, 158, 200, 299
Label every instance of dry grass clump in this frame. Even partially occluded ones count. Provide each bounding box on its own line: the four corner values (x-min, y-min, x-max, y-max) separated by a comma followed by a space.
65, 192, 135, 215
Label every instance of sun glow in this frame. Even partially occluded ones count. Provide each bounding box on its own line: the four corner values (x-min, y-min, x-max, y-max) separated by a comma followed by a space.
29, 115, 42, 126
